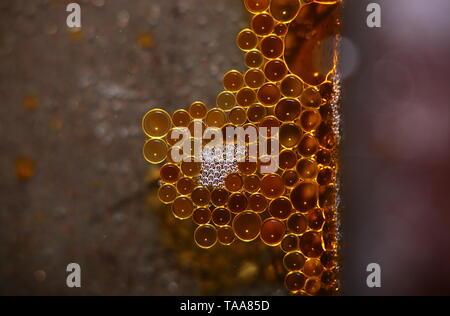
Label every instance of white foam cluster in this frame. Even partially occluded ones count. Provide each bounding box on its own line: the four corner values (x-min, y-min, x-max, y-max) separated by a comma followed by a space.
331, 75, 342, 142
199, 144, 246, 187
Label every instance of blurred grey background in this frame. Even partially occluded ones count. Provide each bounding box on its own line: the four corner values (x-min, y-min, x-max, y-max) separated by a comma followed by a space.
341, 0, 450, 296
0, 0, 449, 296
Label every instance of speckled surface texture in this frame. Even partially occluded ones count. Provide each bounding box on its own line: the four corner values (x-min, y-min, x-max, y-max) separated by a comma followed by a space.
0, 0, 287, 296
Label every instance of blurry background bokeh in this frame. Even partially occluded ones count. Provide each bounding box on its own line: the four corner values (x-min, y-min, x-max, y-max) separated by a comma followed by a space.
0, 0, 449, 295
341, 0, 450, 296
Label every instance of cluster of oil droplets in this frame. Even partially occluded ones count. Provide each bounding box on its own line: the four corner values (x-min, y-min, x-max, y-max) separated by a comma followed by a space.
142, 0, 340, 296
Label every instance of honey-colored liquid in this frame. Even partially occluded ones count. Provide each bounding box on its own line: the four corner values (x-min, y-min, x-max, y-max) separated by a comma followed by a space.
206, 108, 227, 128
281, 75, 304, 98
232, 211, 262, 242
260, 35, 284, 59
264, 59, 288, 82
300, 110, 322, 132
248, 193, 268, 213
245, 0, 270, 14
260, 218, 286, 246
142, 109, 172, 138
217, 91, 236, 111
237, 29, 258, 51
280, 123, 302, 148
144, 0, 342, 296
269, 197, 293, 220
281, 234, 299, 253
270, 0, 301, 22
283, 169, 300, 187
194, 224, 218, 249
261, 174, 285, 199
279, 149, 297, 169
177, 177, 196, 195
191, 187, 211, 207
158, 184, 177, 204
284, 251, 306, 272
172, 110, 192, 127
257, 83, 281, 106
275, 99, 301, 122
244, 175, 261, 193
298, 134, 320, 157
217, 226, 236, 245
236, 88, 257, 107
223, 70, 244, 92
245, 50, 264, 68
172, 196, 195, 219
143, 139, 168, 164
228, 107, 247, 125
224, 173, 244, 192
228, 193, 248, 213
247, 104, 266, 123
212, 208, 232, 226
189, 101, 208, 119
160, 164, 180, 183
245, 69, 265, 89
192, 207, 212, 225
287, 212, 308, 235
211, 188, 230, 207
251, 13, 274, 36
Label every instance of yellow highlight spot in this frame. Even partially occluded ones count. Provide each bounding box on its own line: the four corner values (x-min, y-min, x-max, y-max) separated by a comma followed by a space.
138, 32, 156, 49
15, 157, 36, 180
23, 95, 39, 110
